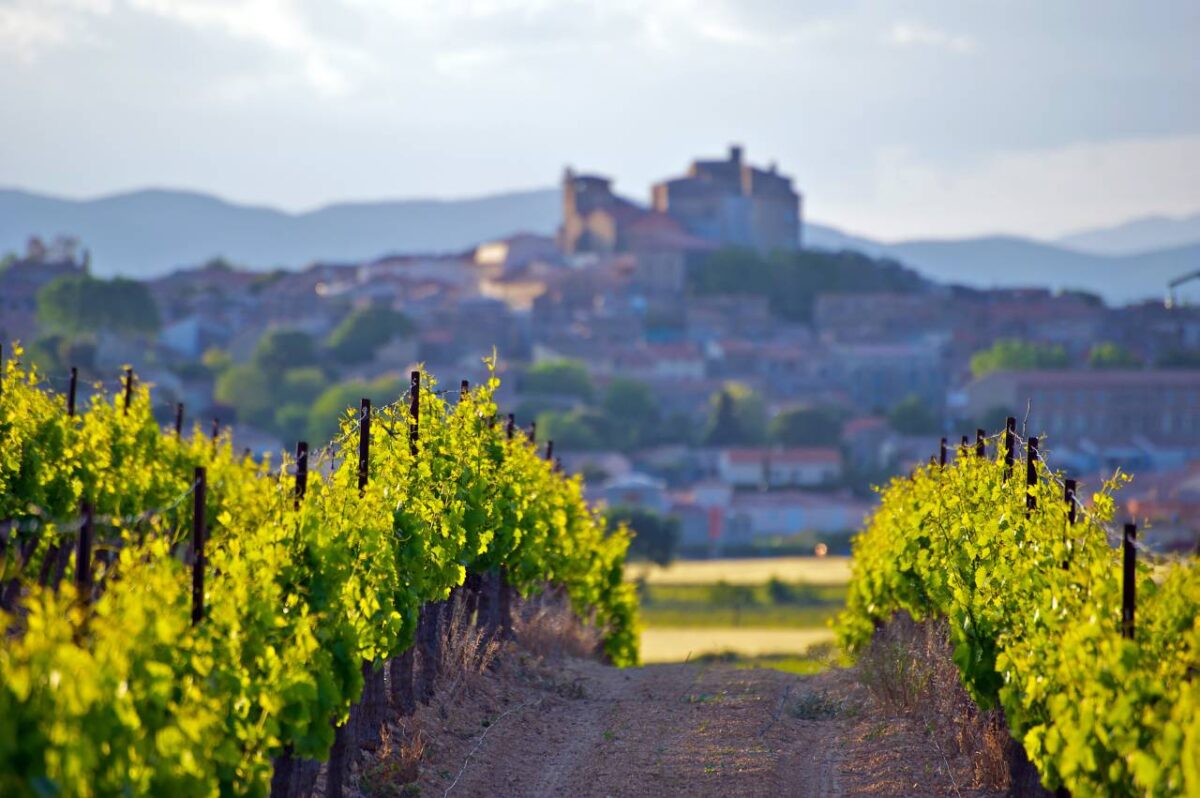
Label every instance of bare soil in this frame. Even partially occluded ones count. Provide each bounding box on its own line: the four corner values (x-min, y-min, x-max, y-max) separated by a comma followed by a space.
363, 646, 1004, 798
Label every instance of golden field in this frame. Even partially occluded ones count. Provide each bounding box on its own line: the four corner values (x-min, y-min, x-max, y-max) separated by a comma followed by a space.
627, 556, 852, 586
639, 627, 836, 664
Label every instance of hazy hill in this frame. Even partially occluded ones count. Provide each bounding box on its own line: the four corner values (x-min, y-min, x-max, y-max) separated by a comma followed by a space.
0, 186, 562, 275
882, 236, 1197, 304
1, 186, 1194, 305
1057, 213, 1200, 256
810, 228, 1192, 305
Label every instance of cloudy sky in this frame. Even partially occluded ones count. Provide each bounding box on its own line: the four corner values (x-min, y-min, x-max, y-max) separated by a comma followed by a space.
1, 0, 1197, 240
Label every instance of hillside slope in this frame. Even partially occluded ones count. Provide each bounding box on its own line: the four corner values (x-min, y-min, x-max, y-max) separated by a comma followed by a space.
2, 186, 1191, 304
0, 187, 561, 276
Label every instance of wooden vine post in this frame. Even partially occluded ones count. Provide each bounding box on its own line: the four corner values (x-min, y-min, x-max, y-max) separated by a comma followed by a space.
1064, 479, 1078, 525
191, 467, 206, 625
67, 367, 78, 417
1003, 416, 1016, 480
939, 437, 947, 467
75, 501, 93, 605
174, 403, 184, 436
975, 428, 985, 458
1122, 523, 1137, 640
358, 398, 371, 494
1025, 436, 1038, 513
409, 371, 419, 457
1062, 478, 1077, 569
294, 441, 308, 510
122, 367, 134, 415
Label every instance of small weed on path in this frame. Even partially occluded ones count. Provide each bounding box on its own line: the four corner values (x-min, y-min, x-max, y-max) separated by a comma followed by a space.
789, 689, 842, 721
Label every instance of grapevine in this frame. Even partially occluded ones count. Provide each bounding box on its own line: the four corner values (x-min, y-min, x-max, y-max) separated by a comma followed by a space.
837, 439, 1200, 797
0, 348, 639, 797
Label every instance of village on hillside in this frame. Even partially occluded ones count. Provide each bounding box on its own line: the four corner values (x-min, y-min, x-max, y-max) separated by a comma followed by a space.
4, 145, 1199, 557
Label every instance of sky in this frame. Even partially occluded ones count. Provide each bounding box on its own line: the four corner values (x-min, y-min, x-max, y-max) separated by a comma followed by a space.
0, 0, 1198, 241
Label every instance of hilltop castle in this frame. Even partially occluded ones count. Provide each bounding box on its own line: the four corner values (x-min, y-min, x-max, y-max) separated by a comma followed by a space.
558, 145, 802, 256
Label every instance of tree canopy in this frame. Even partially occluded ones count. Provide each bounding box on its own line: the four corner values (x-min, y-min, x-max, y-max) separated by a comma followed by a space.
535, 407, 610, 450
37, 275, 160, 336
306, 376, 405, 444
606, 506, 680, 566
703, 383, 766, 446
522, 359, 594, 400
252, 329, 318, 373
1087, 343, 1142, 370
887, 394, 940, 435
214, 364, 276, 428
1156, 348, 1200, 369
324, 306, 413, 364
602, 377, 660, 449
768, 405, 842, 446
687, 247, 923, 323
969, 339, 1070, 378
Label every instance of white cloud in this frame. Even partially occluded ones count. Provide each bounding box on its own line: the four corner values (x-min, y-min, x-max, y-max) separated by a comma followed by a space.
825, 134, 1200, 240
127, 0, 361, 96
885, 21, 975, 55
0, 0, 111, 63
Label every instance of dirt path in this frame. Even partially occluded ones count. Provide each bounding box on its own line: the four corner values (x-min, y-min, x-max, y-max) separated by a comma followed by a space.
400, 656, 995, 798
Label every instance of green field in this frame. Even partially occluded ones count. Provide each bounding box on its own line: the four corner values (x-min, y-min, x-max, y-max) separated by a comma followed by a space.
632, 558, 850, 663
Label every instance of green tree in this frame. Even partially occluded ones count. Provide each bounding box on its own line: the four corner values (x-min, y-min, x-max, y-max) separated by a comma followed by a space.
282, 367, 327, 406
969, 339, 1069, 378
273, 404, 310, 443
888, 394, 939, 435
535, 408, 610, 450
253, 329, 317, 373
522, 359, 594, 400
769, 406, 842, 446
37, 276, 160, 336
606, 506, 680, 566
708, 580, 756, 610
214, 364, 276, 428
324, 306, 414, 364
1087, 342, 1141, 369
306, 376, 405, 444
1156, 348, 1200, 369
602, 377, 660, 449
201, 347, 233, 375
975, 404, 1016, 436
703, 383, 766, 446
687, 247, 923, 323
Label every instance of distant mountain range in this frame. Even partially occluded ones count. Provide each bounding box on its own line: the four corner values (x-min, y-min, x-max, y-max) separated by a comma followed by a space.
2, 186, 1197, 306
1056, 213, 1200, 256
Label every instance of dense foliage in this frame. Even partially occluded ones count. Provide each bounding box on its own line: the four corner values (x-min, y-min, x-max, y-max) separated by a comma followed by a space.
0, 348, 638, 797
703, 382, 767, 446
37, 275, 161, 336
605, 506, 681, 566
1086, 342, 1143, 370
768, 405, 843, 447
968, 338, 1070, 378
521, 359, 595, 400
838, 443, 1199, 796
686, 247, 924, 323
324, 306, 413, 364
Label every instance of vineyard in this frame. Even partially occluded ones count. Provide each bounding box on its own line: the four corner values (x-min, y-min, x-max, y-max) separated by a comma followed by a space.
837, 427, 1200, 796
5, 343, 1200, 798
0, 348, 638, 797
